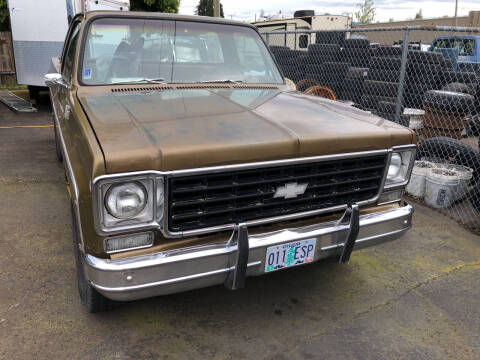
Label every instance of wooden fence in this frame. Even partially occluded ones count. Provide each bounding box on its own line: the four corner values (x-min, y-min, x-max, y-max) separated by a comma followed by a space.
0, 32, 15, 75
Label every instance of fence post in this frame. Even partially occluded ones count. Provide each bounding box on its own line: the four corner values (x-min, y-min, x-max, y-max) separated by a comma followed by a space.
266, 33, 270, 46
395, 28, 410, 123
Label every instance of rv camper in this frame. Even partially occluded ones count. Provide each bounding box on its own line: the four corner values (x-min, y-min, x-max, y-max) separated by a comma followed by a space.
252, 10, 351, 50
7, 0, 129, 100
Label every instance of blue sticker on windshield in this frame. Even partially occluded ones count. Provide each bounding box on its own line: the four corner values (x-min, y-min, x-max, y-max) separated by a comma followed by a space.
84, 68, 92, 79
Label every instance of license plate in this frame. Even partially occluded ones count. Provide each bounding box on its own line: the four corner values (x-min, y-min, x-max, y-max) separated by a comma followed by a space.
265, 238, 316, 272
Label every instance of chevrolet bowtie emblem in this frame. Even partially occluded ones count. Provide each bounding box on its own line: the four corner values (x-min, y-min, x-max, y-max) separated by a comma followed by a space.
274, 182, 308, 199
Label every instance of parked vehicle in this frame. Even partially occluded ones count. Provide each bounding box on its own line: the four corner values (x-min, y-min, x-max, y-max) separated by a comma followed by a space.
45, 11, 416, 312
252, 10, 351, 50
430, 35, 480, 74
7, 0, 129, 100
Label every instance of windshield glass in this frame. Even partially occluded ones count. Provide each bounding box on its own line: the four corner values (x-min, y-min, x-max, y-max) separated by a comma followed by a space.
431, 37, 475, 56
81, 18, 283, 85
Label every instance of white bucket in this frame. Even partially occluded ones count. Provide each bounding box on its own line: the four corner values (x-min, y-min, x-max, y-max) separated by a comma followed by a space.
425, 168, 461, 209
437, 164, 473, 201
404, 108, 424, 130
406, 161, 436, 198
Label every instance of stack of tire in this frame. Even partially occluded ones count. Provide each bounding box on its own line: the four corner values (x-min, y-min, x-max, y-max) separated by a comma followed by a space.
403, 50, 446, 109
315, 31, 345, 46
340, 67, 369, 103
269, 46, 304, 83
303, 44, 346, 96
360, 51, 401, 116
341, 38, 371, 67
422, 89, 476, 139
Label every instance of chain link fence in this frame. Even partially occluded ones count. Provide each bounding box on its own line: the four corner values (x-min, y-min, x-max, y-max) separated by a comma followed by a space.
263, 26, 480, 233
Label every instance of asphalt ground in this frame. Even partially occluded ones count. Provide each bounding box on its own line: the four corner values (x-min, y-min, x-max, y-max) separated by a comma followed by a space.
0, 100, 479, 360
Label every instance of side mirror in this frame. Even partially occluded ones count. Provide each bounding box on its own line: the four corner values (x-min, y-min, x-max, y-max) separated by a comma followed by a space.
44, 73, 66, 87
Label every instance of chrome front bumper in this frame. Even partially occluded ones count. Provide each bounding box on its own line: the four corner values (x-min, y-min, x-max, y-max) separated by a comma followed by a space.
84, 203, 414, 301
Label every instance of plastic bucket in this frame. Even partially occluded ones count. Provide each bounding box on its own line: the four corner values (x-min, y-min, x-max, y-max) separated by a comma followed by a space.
437, 164, 473, 201
406, 161, 436, 198
404, 108, 424, 130
425, 168, 460, 208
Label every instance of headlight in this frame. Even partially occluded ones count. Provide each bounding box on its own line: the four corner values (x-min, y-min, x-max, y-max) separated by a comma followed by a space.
94, 176, 164, 231
384, 147, 416, 189
387, 153, 402, 181
105, 182, 147, 219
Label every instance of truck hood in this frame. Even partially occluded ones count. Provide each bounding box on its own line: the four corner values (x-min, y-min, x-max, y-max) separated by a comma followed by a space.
77, 87, 414, 173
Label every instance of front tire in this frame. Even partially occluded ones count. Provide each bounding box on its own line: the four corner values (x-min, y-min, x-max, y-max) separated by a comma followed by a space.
71, 204, 112, 313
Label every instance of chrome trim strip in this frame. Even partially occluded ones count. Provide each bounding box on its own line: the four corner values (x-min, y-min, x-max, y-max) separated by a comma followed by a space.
92, 149, 395, 238
48, 86, 85, 248
89, 261, 262, 293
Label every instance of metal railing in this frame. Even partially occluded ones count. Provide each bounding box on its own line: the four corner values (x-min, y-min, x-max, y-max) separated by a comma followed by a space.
263, 26, 480, 233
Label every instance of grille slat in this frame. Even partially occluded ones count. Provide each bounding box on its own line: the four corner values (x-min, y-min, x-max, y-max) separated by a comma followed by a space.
168, 155, 387, 232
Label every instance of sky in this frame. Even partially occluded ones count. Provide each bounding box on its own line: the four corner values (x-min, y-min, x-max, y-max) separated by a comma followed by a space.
179, 0, 480, 23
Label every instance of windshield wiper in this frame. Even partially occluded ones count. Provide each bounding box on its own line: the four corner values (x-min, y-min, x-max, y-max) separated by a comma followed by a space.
111, 78, 166, 85
197, 79, 244, 84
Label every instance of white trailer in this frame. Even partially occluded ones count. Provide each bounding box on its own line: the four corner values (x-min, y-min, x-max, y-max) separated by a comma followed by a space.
253, 11, 351, 50
7, 0, 129, 96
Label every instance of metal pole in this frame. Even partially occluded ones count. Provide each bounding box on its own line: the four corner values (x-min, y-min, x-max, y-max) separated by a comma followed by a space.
213, 0, 220, 18
395, 28, 410, 124
455, 0, 458, 27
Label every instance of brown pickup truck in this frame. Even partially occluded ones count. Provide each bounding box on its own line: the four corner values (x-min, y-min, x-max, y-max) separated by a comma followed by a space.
45, 11, 416, 312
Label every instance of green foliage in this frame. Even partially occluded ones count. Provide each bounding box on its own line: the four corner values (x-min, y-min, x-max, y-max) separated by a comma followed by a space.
130, 0, 180, 13
196, 0, 224, 18
355, 0, 375, 24
0, 0, 10, 31
415, 9, 423, 20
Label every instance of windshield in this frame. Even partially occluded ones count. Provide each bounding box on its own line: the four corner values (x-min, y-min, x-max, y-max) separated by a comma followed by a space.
431, 37, 475, 56
81, 18, 283, 85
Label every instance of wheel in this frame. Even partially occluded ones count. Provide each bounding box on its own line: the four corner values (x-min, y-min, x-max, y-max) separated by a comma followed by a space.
363, 80, 399, 97
407, 50, 443, 64
345, 67, 369, 80
423, 90, 475, 114
367, 69, 400, 82
441, 82, 477, 96
370, 57, 402, 71
374, 46, 403, 57
438, 71, 477, 86
343, 38, 370, 49
304, 85, 337, 100
304, 53, 340, 64
360, 95, 396, 110
296, 79, 321, 92
417, 137, 480, 182
308, 43, 340, 55
54, 121, 63, 163
343, 78, 365, 93
71, 203, 113, 313
377, 100, 403, 115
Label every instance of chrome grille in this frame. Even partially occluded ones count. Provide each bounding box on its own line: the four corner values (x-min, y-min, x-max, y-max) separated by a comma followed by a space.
167, 155, 387, 232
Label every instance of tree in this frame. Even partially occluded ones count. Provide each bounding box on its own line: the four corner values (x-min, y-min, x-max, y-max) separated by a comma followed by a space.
415, 9, 423, 19
130, 0, 180, 13
355, 0, 375, 24
0, 0, 9, 31
196, 0, 224, 17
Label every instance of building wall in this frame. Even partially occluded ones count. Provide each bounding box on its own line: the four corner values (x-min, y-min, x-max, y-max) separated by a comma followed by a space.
352, 11, 480, 45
